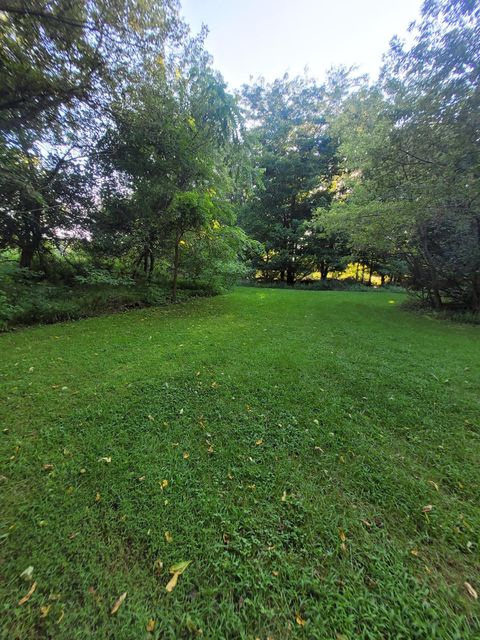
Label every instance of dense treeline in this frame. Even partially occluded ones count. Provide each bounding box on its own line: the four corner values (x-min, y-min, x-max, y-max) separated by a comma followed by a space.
0, 0, 258, 328
240, 0, 480, 311
0, 0, 479, 328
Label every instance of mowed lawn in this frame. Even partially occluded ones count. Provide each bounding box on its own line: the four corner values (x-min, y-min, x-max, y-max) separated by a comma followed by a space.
1, 288, 479, 639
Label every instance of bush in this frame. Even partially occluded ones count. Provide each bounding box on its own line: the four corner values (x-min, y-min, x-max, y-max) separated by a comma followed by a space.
74, 267, 135, 287
246, 278, 372, 291
402, 297, 480, 325
0, 289, 17, 331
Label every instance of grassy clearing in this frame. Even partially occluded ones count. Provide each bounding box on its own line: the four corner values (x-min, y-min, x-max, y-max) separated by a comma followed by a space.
1, 288, 479, 639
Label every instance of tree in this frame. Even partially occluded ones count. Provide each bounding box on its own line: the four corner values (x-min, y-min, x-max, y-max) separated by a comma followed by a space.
0, 0, 185, 267
329, 0, 480, 309
0, 0, 183, 134
240, 75, 338, 284
0, 138, 89, 267
91, 48, 247, 298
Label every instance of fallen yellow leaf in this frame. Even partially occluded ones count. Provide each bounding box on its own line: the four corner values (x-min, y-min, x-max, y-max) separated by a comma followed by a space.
164, 531, 173, 543
165, 560, 191, 592
18, 581, 37, 605
165, 572, 180, 592
295, 613, 305, 626
255, 439, 263, 445
183, 452, 189, 459
146, 618, 156, 632
428, 480, 439, 491
339, 529, 347, 543
464, 581, 478, 600
39, 604, 51, 618
98, 457, 111, 463
422, 505, 433, 513
110, 591, 127, 615
160, 479, 168, 489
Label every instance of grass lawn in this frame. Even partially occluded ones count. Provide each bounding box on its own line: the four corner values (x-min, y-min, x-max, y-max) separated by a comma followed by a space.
1, 287, 479, 639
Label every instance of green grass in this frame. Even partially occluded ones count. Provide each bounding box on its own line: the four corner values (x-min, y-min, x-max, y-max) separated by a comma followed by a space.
1, 288, 479, 639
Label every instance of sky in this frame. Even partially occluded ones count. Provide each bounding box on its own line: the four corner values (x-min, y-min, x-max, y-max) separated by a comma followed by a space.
180, 0, 423, 89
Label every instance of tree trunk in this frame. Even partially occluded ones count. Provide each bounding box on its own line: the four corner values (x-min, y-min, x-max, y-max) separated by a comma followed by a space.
171, 232, 181, 302
471, 272, 480, 312
320, 262, 328, 280
420, 227, 442, 309
381, 274, 385, 286
19, 244, 35, 269
286, 268, 295, 285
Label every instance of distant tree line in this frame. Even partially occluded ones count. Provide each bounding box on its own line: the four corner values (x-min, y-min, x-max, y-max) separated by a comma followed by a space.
0, 0, 479, 312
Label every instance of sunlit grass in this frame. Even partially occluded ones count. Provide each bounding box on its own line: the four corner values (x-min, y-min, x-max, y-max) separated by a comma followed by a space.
1, 288, 479, 639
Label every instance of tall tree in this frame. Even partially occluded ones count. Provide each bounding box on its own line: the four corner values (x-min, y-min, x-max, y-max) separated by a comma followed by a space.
92, 48, 246, 298
329, 0, 480, 309
240, 74, 346, 284
0, 0, 185, 267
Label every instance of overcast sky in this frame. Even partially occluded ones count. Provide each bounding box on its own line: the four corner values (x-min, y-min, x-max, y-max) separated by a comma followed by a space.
181, 0, 423, 89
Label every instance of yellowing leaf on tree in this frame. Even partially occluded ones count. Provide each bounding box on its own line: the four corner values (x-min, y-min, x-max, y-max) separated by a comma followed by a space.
110, 591, 127, 615
18, 581, 37, 605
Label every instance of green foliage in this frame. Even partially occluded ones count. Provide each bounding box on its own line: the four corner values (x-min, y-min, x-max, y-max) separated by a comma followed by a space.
329, 0, 480, 310
0, 260, 214, 330
240, 74, 340, 284
74, 268, 135, 287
